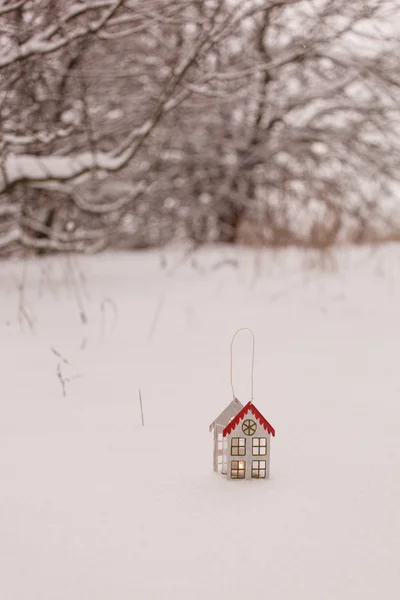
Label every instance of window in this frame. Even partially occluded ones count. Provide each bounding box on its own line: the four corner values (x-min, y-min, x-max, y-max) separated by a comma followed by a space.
242, 419, 257, 436
252, 460, 266, 478
217, 433, 229, 451
231, 460, 246, 479
217, 455, 228, 474
252, 438, 267, 456
231, 437, 246, 456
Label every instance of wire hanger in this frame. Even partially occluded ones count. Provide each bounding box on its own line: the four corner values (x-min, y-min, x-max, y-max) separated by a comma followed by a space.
230, 328, 255, 402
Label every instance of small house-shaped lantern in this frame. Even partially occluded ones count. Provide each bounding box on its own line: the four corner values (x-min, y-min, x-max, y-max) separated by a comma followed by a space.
210, 400, 275, 480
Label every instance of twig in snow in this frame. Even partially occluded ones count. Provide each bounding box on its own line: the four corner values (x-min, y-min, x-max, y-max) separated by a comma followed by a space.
56, 363, 82, 398
65, 254, 88, 324
18, 304, 35, 333
139, 389, 145, 427
167, 242, 200, 277
147, 294, 166, 342
55, 355, 82, 396
57, 363, 67, 397
38, 259, 58, 300
17, 257, 35, 334
100, 297, 118, 341
51, 346, 70, 365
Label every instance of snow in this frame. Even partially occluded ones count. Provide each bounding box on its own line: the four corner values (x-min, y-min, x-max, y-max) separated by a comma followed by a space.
1, 245, 400, 600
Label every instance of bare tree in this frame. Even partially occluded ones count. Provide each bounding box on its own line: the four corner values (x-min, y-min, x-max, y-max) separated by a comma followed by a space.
1, 0, 400, 252
166, 0, 400, 245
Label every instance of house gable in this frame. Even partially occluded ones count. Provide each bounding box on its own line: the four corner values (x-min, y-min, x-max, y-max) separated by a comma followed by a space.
222, 402, 275, 438
209, 397, 243, 432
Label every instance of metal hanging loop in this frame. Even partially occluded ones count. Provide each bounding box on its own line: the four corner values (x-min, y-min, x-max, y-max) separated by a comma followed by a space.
230, 328, 255, 402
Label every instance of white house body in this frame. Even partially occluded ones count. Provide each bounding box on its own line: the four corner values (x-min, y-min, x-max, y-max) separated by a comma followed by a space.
210, 401, 275, 480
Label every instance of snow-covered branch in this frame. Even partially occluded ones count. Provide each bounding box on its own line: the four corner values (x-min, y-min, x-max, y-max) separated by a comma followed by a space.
30, 180, 152, 214
0, 1, 123, 69
0, 7, 224, 193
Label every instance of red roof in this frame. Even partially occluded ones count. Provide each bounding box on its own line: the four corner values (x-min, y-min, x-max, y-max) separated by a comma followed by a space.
222, 402, 275, 437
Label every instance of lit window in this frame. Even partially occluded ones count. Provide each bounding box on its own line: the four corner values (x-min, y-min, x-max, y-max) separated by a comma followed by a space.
231, 437, 246, 456
252, 460, 266, 478
231, 460, 246, 479
252, 438, 267, 456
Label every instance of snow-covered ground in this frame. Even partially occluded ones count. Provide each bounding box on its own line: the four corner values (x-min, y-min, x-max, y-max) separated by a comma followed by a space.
1, 245, 399, 600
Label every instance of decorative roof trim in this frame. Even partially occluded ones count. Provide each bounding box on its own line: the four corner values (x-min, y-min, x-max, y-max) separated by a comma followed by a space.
222, 402, 275, 437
